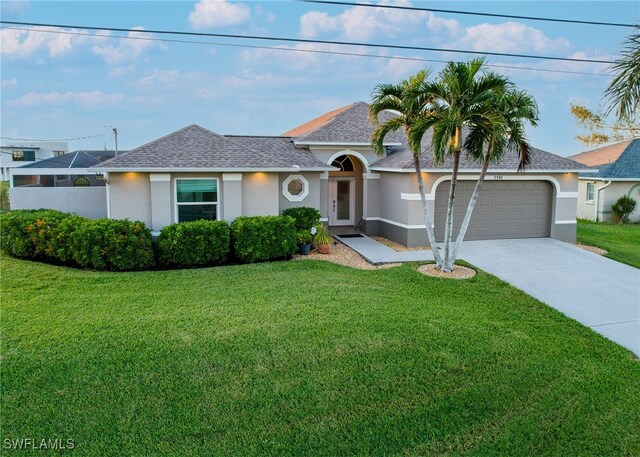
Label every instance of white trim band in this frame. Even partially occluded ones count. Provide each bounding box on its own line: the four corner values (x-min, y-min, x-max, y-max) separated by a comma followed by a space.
555, 220, 577, 225
222, 173, 243, 182
362, 173, 381, 179
364, 216, 427, 230
149, 173, 171, 182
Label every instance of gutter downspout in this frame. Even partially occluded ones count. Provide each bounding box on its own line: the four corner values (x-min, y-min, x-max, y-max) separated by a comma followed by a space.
594, 180, 612, 221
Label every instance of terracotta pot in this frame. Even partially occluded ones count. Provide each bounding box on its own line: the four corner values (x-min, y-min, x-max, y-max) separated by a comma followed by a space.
317, 244, 331, 254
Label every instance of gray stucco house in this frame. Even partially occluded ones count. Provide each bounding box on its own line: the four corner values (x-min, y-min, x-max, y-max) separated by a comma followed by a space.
92, 102, 591, 246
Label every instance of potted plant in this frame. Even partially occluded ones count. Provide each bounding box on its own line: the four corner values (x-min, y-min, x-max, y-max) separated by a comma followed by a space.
297, 230, 313, 255
312, 224, 333, 254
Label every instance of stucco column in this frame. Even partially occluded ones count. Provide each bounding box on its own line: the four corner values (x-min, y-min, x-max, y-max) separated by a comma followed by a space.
222, 173, 243, 221
149, 173, 171, 231
319, 172, 329, 221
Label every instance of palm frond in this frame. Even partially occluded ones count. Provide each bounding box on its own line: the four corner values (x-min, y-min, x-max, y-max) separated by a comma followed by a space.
371, 116, 405, 157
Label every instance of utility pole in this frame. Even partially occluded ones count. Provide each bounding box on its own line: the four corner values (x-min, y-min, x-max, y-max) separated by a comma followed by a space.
112, 127, 118, 156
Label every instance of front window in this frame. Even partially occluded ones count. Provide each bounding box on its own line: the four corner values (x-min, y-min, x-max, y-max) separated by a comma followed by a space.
176, 179, 218, 222
12, 150, 36, 161
586, 182, 595, 202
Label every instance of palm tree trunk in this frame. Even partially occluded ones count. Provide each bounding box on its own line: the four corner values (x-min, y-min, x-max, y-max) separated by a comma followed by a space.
450, 144, 492, 264
413, 154, 444, 267
443, 129, 462, 272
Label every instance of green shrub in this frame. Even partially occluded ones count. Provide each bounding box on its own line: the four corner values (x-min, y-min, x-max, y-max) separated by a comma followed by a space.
66, 218, 155, 271
0, 209, 72, 259
231, 215, 297, 263
157, 220, 230, 267
282, 207, 321, 231
0, 181, 9, 211
611, 195, 637, 224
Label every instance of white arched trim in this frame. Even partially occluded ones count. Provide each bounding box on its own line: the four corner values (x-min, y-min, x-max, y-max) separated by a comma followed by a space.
327, 150, 370, 173
428, 174, 566, 199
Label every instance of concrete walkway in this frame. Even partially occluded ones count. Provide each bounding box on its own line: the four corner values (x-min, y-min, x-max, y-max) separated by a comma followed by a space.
337, 234, 639, 355
459, 238, 640, 356
335, 235, 434, 264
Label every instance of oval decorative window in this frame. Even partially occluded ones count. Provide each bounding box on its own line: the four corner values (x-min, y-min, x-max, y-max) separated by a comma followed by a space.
282, 175, 309, 202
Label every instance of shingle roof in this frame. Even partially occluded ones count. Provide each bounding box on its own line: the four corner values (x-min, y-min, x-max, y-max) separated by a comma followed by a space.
94, 125, 332, 171
577, 138, 640, 179
568, 139, 634, 166
287, 101, 404, 144
372, 128, 592, 172
18, 150, 118, 169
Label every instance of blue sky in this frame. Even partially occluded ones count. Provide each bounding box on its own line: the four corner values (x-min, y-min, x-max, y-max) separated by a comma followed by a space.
1, 0, 638, 155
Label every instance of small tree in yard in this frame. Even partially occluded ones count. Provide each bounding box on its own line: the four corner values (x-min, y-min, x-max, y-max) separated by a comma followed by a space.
371, 59, 539, 272
611, 195, 637, 224
369, 70, 444, 266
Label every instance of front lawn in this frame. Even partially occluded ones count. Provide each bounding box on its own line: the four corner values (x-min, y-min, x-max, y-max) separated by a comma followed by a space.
2, 255, 639, 456
577, 219, 640, 268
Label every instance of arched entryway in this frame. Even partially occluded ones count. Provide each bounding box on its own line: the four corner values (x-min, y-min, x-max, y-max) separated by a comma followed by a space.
327, 153, 366, 227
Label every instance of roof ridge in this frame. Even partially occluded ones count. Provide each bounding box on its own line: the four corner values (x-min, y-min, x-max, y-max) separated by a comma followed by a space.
96, 124, 225, 168
297, 102, 368, 141
282, 102, 359, 138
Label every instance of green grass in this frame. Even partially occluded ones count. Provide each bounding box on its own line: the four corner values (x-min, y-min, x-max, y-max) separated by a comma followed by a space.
2, 255, 639, 456
577, 219, 640, 268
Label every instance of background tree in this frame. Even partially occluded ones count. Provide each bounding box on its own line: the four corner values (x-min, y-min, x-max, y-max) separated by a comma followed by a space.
570, 103, 638, 148
605, 25, 640, 123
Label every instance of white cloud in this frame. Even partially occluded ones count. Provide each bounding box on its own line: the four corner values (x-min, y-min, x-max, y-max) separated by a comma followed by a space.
299, 0, 460, 41
450, 21, 571, 54
0, 0, 29, 14
92, 27, 166, 65
1, 78, 18, 88
189, 0, 250, 29
0, 27, 78, 58
7, 91, 126, 108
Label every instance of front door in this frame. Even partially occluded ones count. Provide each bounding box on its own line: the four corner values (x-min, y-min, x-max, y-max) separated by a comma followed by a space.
328, 177, 355, 226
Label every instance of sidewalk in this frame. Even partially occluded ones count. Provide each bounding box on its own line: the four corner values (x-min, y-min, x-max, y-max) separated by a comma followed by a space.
335, 235, 434, 264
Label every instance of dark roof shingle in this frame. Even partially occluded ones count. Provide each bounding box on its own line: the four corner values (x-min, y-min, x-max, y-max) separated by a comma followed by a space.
94, 125, 332, 171
19, 150, 118, 169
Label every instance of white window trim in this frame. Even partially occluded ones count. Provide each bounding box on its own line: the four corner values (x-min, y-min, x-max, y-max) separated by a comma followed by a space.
586, 182, 595, 204
174, 177, 220, 223
282, 174, 309, 202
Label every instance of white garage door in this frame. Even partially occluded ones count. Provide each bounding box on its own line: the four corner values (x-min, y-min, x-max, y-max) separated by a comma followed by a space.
435, 180, 552, 241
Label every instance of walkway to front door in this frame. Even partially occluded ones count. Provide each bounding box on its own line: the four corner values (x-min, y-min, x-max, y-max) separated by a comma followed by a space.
334, 233, 434, 264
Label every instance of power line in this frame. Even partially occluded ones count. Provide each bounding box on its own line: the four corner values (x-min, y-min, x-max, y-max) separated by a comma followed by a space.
0, 20, 616, 64
1, 26, 610, 78
301, 0, 637, 28
1, 133, 105, 141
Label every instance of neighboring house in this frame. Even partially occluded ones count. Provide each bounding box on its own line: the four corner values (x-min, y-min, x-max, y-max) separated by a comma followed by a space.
0, 141, 68, 181
569, 138, 640, 222
10, 150, 122, 219
91, 102, 592, 246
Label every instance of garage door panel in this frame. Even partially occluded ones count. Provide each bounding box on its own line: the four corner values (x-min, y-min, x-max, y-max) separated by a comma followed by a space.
434, 180, 552, 241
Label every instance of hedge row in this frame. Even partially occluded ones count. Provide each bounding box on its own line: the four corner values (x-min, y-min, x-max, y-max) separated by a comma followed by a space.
0, 210, 155, 271
1, 210, 299, 270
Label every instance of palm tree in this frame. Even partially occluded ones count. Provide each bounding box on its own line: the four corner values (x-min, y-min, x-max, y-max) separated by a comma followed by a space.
410, 59, 510, 271
605, 26, 640, 123
449, 89, 539, 265
369, 70, 444, 266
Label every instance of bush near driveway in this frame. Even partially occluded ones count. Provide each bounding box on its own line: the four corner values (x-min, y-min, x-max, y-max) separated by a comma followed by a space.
157, 220, 230, 267
231, 215, 297, 263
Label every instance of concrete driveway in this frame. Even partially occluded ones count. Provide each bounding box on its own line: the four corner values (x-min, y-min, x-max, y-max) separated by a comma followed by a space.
459, 238, 640, 356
